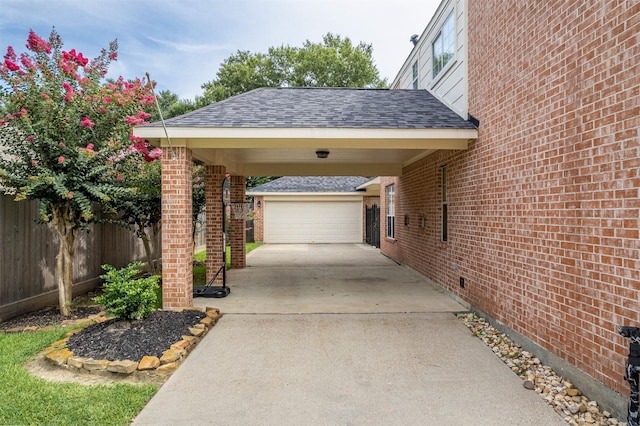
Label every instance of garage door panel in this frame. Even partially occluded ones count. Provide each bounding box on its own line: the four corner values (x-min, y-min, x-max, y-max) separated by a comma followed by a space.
265, 201, 362, 243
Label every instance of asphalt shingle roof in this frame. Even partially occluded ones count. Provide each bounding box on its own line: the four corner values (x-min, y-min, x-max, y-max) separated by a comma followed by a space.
248, 176, 370, 193
146, 87, 475, 130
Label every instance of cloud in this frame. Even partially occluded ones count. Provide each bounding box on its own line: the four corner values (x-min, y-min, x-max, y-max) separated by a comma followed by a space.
0, 0, 441, 100
145, 36, 230, 54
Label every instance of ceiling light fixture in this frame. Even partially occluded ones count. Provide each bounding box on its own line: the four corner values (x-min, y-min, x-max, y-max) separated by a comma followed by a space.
315, 149, 330, 159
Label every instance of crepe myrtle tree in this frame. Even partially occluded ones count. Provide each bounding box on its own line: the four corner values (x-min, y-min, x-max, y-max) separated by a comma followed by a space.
111, 155, 162, 275
0, 29, 161, 316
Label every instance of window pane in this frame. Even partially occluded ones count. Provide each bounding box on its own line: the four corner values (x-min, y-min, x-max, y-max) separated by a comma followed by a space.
386, 185, 395, 238
432, 11, 455, 77
442, 203, 448, 242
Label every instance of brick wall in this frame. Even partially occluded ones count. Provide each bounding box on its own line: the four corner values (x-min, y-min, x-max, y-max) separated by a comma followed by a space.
205, 165, 226, 284
230, 175, 247, 268
253, 196, 264, 242
161, 147, 193, 309
382, 0, 639, 395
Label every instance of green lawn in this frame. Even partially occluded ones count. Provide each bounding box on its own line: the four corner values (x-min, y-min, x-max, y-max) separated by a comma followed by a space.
193, 242, 261, 286
0, 328, 157, 425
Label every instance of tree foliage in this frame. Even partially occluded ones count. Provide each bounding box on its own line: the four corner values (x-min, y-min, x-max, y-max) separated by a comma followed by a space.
151, 89, 196, 121
199, 33, 387, 105
0, 29, 160, 315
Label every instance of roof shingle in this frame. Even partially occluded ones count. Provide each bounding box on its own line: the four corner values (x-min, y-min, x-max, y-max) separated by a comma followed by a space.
145, 87, 475, 130
247, 176, 370, 193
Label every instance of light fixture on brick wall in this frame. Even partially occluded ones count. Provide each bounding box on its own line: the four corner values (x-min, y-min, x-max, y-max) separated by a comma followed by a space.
315, 149, 330, 159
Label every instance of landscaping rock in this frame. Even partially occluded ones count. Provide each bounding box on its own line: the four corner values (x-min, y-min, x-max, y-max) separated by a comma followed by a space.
189, 327, 205, 337
171, 340, 190, 351
83, 359, 110, 371
67, 356, 91, 369
46, 349, 72, 365
160, 348, 184, 364
200, 316, 215, 327
458, 313, 628, 426
138, 356, 160, 370
156, 361, 179, 373
107, 360, 139, 374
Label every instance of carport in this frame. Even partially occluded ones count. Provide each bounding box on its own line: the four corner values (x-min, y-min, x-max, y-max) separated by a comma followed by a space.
134, 87, 477, 310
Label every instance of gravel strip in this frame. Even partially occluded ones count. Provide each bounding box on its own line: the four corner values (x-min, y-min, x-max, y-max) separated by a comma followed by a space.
458, 313, 627, 426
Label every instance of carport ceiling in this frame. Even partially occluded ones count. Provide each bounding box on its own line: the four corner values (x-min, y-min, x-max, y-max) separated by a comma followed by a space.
134, 87, 478, 176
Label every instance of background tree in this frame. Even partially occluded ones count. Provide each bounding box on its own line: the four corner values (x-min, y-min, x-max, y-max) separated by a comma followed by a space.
151, 89, 196, 121
0, 29, 159, 315
111, 157, 162, 275
192, 163, 206, 245
199, 32, 387, 105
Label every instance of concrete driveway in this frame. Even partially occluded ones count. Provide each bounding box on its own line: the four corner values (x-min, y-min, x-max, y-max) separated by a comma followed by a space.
133, 244, 565, 426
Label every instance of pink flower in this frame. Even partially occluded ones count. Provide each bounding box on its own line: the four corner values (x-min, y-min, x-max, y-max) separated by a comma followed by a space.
4, 46, 16, 61
59, 142, 65, 148
27, 135, 34, 141
109, 52, 117, 60
20, 54, 34, 70
63, 82, 74, 102
116, 173, 123, 181
58, 156, 65, 164
75, 52, 88, 66
103, 97, 112, 104
66, 192, 74, 199
41, 93, 50, 100
4, 59, 20, 71
143, 147, 163, 162
80, 117, 95, 128
26, 30, 51, 54
86, 143, 94, 150
132, 141, 148, 154
125, 115, 145, 125
31, 160, 38, 167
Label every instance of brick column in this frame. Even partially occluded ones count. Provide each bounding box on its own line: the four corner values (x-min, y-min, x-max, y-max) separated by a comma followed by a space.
230, 175, 246, 269
205, 165, 226, 284
161, 147, 193, 309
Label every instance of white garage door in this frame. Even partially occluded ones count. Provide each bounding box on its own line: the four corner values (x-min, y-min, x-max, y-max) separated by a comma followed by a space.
264, 201, 362, 243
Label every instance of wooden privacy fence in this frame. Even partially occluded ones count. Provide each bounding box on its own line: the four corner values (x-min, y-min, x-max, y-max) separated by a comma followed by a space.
0, 195, 157, 321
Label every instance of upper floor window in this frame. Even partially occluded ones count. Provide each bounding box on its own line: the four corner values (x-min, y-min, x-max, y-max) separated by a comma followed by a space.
432, 11, 455, 78
386, 184, 395, 239
412, 61, 418, 89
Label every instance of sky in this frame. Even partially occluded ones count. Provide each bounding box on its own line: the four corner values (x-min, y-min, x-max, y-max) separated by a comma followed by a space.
0, 0, 441, 100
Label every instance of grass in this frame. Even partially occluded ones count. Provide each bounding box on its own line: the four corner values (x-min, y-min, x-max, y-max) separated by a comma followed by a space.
193, 242, 262, 286
0, 328, 157, 425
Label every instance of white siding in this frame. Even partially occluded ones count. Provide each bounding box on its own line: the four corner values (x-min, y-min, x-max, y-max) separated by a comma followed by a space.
392, 0, 467, 118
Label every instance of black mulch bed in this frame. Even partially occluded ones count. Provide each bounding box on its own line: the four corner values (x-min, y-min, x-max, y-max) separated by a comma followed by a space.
66, 310, 206, 361
0, 306, 102, 331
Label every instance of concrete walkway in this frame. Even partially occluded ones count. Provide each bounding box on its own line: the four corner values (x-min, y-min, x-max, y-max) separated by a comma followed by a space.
133, 244, 565, 426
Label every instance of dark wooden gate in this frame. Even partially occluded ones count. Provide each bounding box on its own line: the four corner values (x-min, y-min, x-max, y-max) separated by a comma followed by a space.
365, 205, 380, 248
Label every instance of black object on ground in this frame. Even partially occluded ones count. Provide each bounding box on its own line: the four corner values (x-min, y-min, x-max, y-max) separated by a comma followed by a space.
619, 325, 640, 426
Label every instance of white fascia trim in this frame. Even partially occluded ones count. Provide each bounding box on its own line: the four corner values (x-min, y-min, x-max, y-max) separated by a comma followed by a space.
356, 177, 381, 190
247, 192, 364, 197
134, 126, 477, 147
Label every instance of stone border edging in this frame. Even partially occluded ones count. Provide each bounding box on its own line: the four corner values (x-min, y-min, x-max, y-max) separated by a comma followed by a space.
42, 307, 221, 377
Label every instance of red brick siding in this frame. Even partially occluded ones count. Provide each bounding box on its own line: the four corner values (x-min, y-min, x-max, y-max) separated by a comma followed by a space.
253, 196, 264, 242
230, 176, 246, 268
205, 165, 226, 284
161, 147, 193, 309
382, 1, 639, 395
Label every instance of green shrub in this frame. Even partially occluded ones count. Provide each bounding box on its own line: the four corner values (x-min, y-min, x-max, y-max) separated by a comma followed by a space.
94, 262, 160, 320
